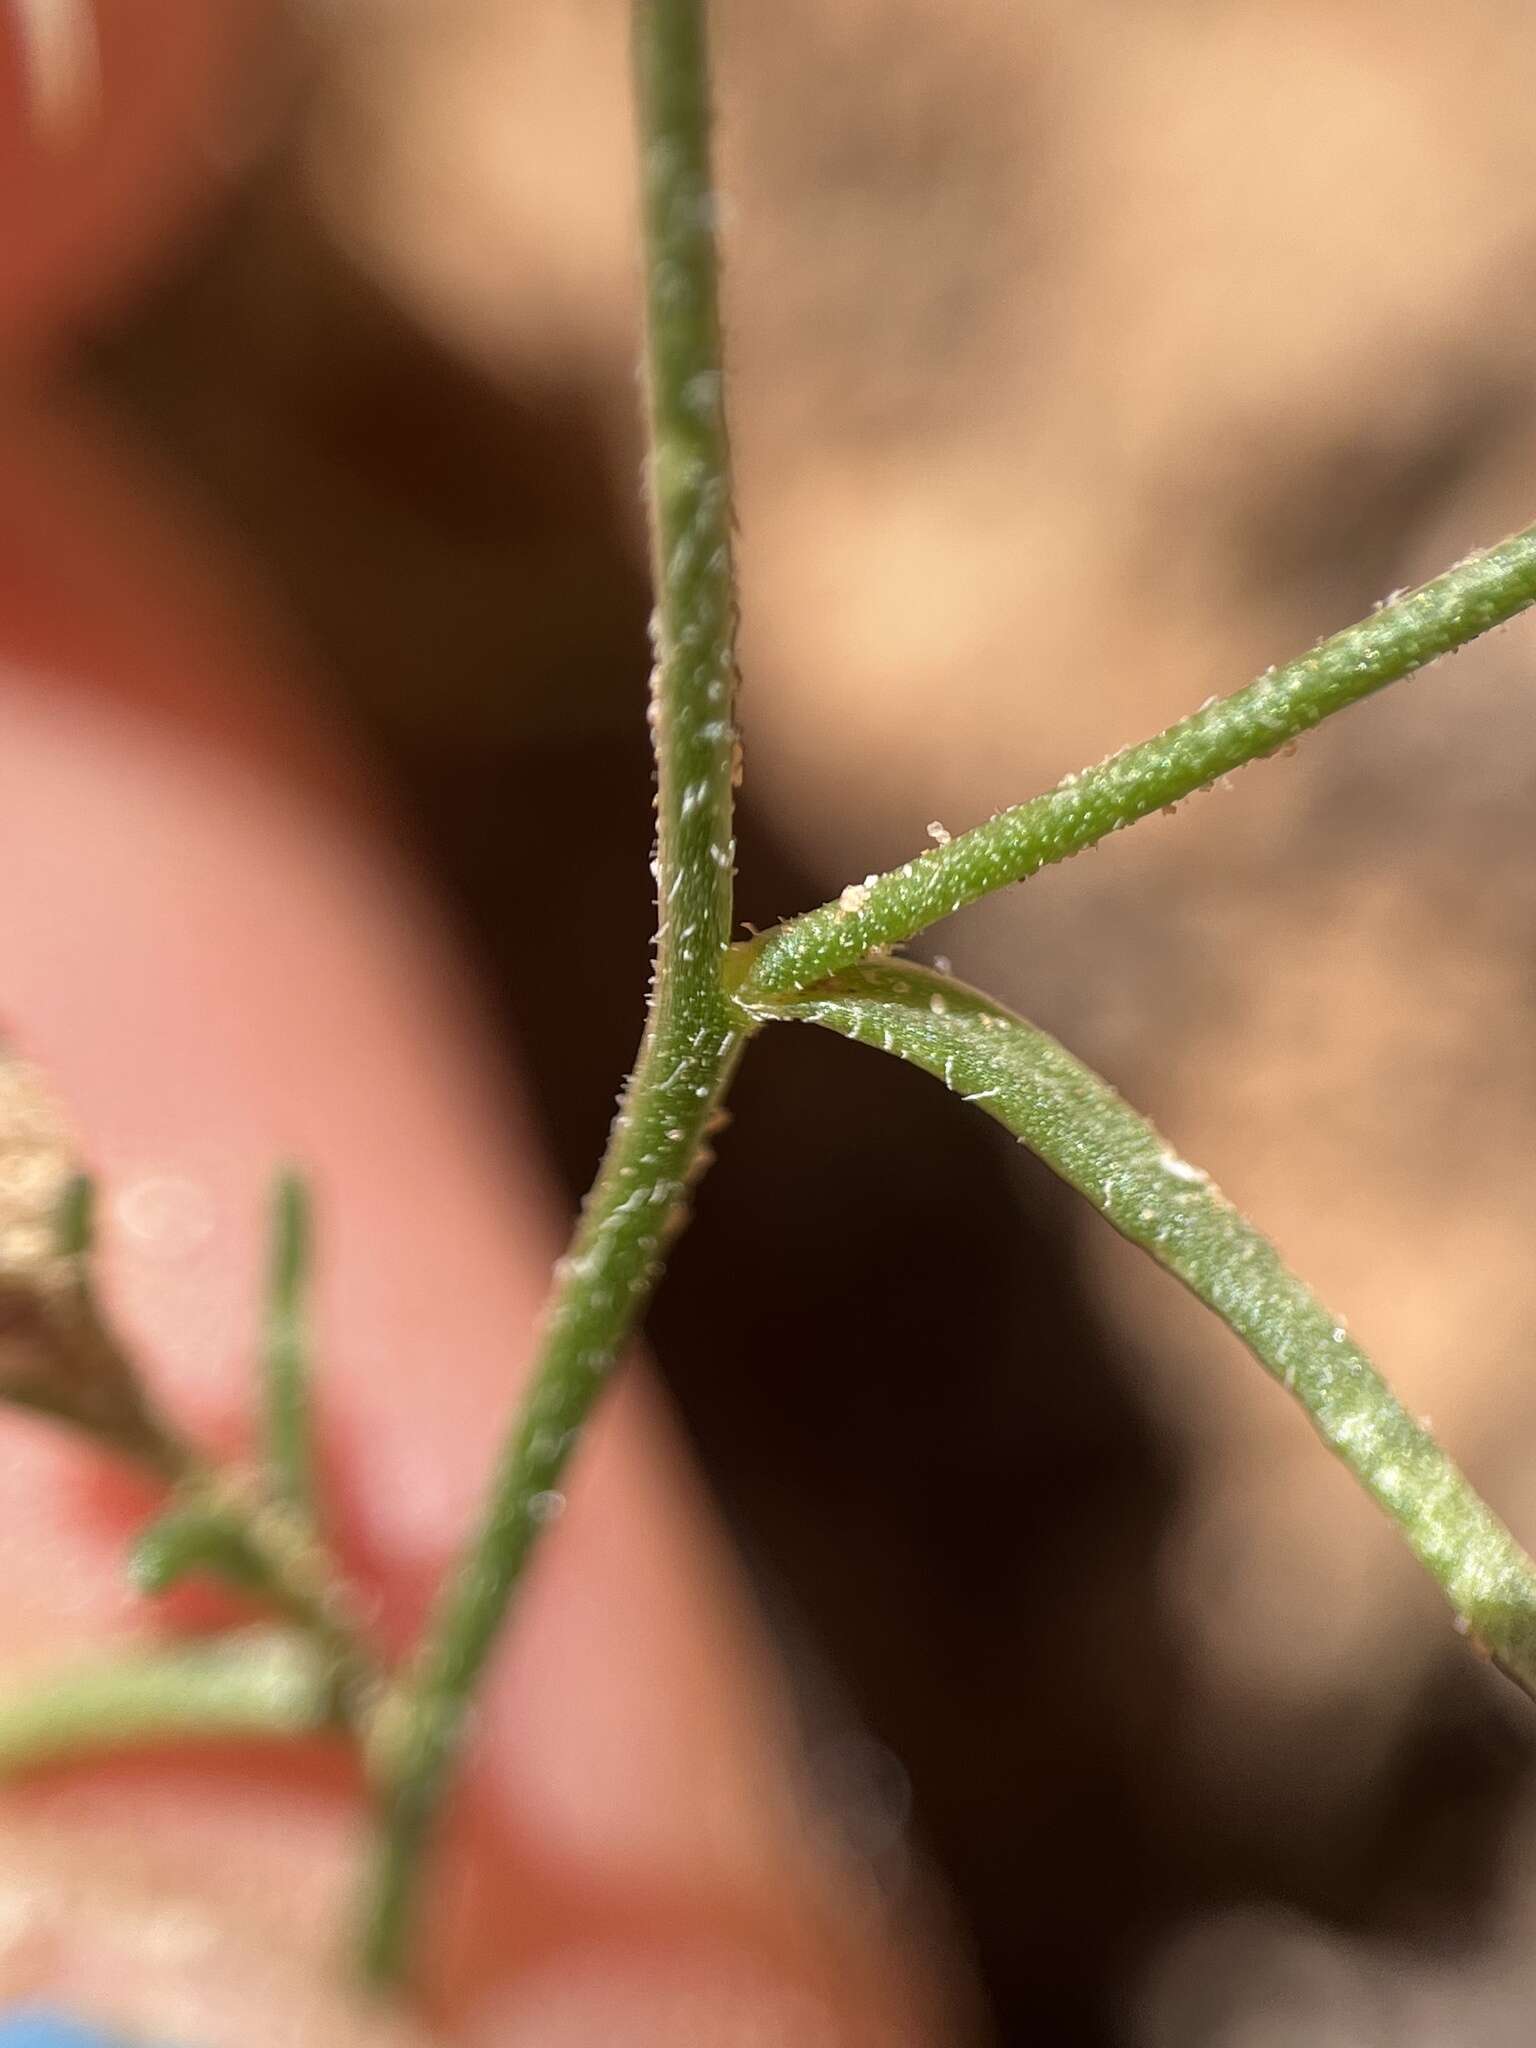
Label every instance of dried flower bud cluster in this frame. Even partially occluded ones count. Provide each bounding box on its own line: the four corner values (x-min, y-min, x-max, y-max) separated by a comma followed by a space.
0, 1051, 181, 1473
0, 1050, 74, 1286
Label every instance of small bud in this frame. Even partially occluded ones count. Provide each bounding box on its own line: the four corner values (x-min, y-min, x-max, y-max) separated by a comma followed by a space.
0, 1055, 75, 1285
0, 1052, 184, 1476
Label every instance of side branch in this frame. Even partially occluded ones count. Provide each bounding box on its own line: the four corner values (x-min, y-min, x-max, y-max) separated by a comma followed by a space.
734, 524, 1536, 1002
0, 1630, 339, 1775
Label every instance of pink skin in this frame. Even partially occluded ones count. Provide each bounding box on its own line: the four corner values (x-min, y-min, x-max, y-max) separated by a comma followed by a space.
0, 0, 272, 360
0, 9, 943, 2042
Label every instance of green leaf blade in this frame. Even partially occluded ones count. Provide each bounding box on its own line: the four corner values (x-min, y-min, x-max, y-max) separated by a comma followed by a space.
735, 524, 1536, 1002
747, 960, 1536, 1694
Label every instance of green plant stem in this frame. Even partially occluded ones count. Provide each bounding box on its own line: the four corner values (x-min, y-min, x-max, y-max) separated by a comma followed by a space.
0, 1629, 338, 1775
129, 1466, 374, 1716
358, 0, 744, 1985
8, 1173, 370, 1746
59, 1175, 371, 1699
263, 1168, 316, 1524
746, 962, 1536, 1691
734, 525, 1536, 1002
129, 1499, 272, 1598
4, 1172, 374, 1707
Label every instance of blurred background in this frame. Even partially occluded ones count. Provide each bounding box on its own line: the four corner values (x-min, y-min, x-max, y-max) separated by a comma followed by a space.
52, 1, 1536, 2039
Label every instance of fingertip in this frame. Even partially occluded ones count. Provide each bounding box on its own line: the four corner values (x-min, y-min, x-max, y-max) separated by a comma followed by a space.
0, 0, 282, 353
467, 1956, 863, 2048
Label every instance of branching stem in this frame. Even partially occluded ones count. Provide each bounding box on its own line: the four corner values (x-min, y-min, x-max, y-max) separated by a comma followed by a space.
357, 0, 744, 1983
2, 1168, 376, 1711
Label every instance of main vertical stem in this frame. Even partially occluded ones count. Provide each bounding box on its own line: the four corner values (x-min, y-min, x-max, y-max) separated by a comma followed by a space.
358, 0, 744, 1983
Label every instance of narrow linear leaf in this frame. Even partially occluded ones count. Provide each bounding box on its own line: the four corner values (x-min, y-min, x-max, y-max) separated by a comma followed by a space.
263, 1168, 315, 1522
745, 961, 1536, 1697
736, 522, 1536, 1001
0, 1628, 336, 1775
128, 1502, 268, 1598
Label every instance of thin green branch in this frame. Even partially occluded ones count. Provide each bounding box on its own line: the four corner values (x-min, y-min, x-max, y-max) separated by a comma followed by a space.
358, 0, 745, 1983
126, 1466, 371, 1716
128, 1499, 269, 1598
263, 1169, 316, 1524
746, 961, 1536, 1694
733, 525, 1536, 1002
0, 1629, 339, 1775
0, 1170, 378, 1720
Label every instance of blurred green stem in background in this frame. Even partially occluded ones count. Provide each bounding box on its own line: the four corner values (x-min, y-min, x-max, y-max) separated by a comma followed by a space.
0, 1630, 339, 1776
263, 1169, 317, 1527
